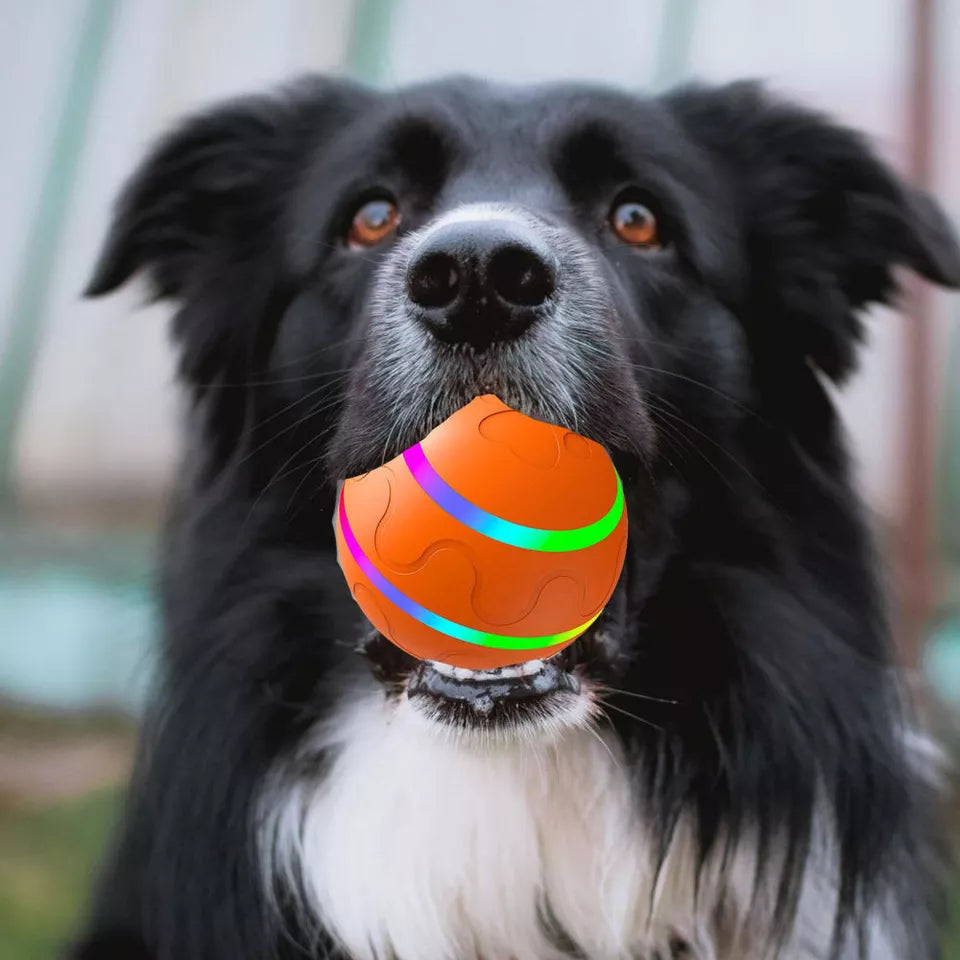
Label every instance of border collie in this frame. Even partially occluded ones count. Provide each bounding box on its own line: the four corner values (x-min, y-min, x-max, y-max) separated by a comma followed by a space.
73, 76, 960, 960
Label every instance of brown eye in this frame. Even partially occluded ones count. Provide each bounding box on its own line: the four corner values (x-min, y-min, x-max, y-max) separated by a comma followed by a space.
610, 200, 661, 248
347, 198, 401, 248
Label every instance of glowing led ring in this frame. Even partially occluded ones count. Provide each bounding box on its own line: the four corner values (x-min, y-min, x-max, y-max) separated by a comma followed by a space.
402, 443, 624, 551
337, 490, 599, 650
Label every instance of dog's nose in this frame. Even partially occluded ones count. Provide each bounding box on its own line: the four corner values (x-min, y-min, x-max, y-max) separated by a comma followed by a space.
406, 221, 555, 349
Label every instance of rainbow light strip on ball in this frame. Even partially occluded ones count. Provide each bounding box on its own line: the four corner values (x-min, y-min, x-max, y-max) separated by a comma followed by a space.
401, 443, 624, 552
337, 491, 599, 650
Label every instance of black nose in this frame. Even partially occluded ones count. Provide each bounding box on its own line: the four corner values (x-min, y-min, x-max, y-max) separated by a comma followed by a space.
406, 220, 555, 349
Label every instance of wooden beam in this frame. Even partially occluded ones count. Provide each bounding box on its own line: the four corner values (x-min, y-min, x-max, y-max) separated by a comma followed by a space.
898, 0, 937, 667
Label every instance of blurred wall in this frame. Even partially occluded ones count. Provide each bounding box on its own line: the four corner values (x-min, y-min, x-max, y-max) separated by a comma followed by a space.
5, 0, 958, 520
6, 0, 355, 510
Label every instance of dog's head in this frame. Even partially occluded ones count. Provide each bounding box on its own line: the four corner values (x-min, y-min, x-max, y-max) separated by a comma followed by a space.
88, 76, 960, 738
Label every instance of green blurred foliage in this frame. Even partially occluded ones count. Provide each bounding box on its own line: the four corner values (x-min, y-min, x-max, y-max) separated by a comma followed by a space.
945, 875, 960, 959
0, 789, 120, 960
0, 786, 958, 958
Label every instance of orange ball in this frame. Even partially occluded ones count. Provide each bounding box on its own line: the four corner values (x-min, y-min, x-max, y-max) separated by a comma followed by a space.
334, 395, 627, 669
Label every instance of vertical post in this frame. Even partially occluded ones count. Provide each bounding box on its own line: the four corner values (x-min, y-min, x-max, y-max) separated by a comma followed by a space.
650, 0, 700, 92
0, 0, 119, 505
899, 0, 937, 666
347, 0, 396, 85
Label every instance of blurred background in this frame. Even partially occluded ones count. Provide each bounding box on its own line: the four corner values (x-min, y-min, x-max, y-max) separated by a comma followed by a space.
1, 0, 959, 956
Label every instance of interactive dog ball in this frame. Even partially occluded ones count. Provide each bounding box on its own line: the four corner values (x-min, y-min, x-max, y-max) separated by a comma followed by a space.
334, 395, 628, 669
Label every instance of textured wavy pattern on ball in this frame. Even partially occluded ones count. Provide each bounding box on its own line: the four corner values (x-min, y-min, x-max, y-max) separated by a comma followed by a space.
338, 491, 601, 650
334, 394, 629, 669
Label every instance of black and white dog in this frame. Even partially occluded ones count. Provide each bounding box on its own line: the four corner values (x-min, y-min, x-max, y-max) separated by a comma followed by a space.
75, 76, 960, 960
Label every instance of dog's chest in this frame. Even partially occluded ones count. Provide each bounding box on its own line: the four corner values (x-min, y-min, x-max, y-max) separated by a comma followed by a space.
265, 696, 712, 960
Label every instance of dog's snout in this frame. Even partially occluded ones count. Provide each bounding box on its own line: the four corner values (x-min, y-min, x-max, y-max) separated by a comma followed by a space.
406, 219, 555, 350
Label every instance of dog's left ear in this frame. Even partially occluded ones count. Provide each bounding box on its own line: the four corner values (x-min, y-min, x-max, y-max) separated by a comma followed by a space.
86, 75, 372, 303
667, 81, 960, 381
84, 76, 374, 467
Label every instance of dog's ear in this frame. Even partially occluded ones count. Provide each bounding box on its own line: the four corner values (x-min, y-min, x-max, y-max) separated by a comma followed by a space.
666, 81, 960, 381
85, 77, 372, 467
86, 76, 370, 301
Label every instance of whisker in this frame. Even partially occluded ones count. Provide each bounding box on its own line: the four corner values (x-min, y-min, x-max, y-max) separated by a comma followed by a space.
645, 401, 745, 495
285, 448, 333, 513
225, 372, 352, 458
645, 398, 761, 487
234, 377, 350, 467
583, 718, 623, 771
231, 390, 349, 547
597, 699, 665, 733
628, 362, 755, 414
595, 684, 679, 706
188, 333, 357, 386
607, 331, 728, 364
253, 371, 352, 432
192, 359, 357, 389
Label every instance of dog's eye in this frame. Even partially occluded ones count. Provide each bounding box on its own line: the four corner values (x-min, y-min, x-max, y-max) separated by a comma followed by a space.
347, 198, 401, 249
609, 199, 661, 248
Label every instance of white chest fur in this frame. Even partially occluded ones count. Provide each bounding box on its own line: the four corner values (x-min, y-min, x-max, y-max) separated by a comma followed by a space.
261, 692, 720, 960
259, 691, 893, 960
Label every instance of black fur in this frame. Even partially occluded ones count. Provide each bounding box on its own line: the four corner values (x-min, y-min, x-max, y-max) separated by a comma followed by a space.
74, 76, 960, 959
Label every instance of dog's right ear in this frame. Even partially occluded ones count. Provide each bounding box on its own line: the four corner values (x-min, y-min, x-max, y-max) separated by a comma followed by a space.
85, 76, 372, 301
665, 81, 960, 383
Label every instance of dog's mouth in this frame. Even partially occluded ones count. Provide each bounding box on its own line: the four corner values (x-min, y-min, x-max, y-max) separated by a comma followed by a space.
358, 618, 618, 735
407, 649, 585, 731
408, 655, 580, 711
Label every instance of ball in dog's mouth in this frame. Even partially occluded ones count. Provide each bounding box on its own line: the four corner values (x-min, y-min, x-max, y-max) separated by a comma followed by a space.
335, 395, 628, 672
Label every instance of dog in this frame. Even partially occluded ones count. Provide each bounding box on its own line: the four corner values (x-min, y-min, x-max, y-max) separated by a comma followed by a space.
72, 76, 960, 960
